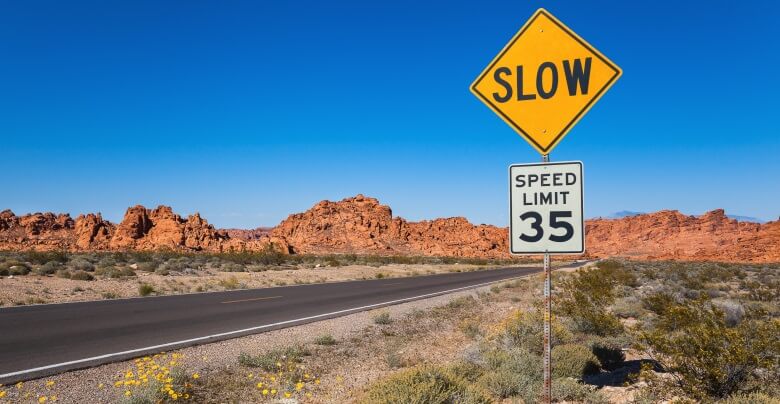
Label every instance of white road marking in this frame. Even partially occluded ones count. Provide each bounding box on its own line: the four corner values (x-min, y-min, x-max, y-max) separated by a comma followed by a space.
221, 296, 282, 304
0, 273, 535, 380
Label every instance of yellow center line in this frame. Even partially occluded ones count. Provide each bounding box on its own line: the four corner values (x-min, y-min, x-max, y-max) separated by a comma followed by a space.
221, 296, 283, 304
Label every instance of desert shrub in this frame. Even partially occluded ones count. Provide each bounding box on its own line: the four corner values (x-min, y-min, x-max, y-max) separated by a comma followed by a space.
238, 345, 309, 371
70, 270, 94, 281
373, 312, 392, 325
138, 283, 155, 296
551, 344, 600, 379
35, 261, 62, 275
98, 266, 136, 278
0, 267, 8, 276
642, 291, 677, 315
640, 297, 780, 400
557, 268, 624, 336
315, 334, 337, 346
55, 269, 71, 279
459, 318, 482, 339
9, 264, 31, 275
97, 256, 118, 269
361, 365, 491, 404
503, 310, 573, 355
612, 296, 644, 319
477, 348, 541, 399
551, 377, 607, 403
135, 262, 158, 272
713, 299, 745, 326
589, 337, 626, 369
219, 262, 244, 272
447, 295, 477, 310
596, 259, 639, 287
218, 276, 241, 290
23, 250, 67, 265
68, 258, 95, 272
720, 392, 780, 404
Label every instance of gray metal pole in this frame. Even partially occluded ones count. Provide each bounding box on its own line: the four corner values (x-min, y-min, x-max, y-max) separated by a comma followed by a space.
542, 153, 552, 404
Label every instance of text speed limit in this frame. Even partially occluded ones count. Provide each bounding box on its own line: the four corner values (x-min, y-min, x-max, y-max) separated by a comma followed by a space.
509, 162, 584, 254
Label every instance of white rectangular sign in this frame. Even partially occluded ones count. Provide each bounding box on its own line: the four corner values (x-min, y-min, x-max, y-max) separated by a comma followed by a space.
509, 161, 584, 254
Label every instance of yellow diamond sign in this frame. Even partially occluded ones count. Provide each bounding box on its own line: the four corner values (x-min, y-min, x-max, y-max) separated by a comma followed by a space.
471, 8, 621, 155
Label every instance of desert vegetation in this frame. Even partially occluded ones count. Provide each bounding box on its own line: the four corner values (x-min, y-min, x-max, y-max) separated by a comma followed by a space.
0, 250, 528, 280
0, 250, 533, 306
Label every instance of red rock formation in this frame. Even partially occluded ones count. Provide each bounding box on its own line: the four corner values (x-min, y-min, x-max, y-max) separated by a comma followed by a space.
0, 197, 777, 262
271, 194, 508, 257
74, 213, 114, 250
584, 209, 779, 263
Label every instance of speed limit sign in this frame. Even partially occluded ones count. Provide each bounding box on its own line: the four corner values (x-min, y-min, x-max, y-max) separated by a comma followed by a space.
509, 161, 584, 254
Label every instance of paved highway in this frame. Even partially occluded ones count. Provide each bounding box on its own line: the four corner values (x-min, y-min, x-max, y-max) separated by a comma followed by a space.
0, 264, 579, 383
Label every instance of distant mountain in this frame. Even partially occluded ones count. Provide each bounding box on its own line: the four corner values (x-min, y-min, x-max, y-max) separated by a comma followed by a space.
726, 215, 766, 224
609, 211, 644, 219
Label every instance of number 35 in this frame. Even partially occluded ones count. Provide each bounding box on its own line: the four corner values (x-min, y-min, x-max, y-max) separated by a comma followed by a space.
518, 211, 574, 242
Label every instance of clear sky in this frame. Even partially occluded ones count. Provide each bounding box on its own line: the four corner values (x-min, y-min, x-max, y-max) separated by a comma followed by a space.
2, 1, 779, 228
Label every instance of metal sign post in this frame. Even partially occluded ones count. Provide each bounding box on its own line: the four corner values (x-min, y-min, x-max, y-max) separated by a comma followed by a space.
541, 154, 551, 404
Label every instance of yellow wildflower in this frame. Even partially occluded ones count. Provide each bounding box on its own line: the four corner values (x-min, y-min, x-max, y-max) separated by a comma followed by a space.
284, 392, 292, 398
38, 396, 47, 403
98, 383, 104, 389
0, 391, 6, 398
271, 389, 277, 395
296, 382, 304, 390
262, 389, 269, 396
50, 396, 57, 402
314, 379, 320, 385
191, 373, 199, 379
114, 381, 122, 387
256, 382, 263, 388
15, 382, 23, 389
45, 381, 55, 387
124, 391, 131, 397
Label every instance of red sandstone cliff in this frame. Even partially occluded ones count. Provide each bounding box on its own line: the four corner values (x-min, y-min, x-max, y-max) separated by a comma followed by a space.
0, 196, 777, 263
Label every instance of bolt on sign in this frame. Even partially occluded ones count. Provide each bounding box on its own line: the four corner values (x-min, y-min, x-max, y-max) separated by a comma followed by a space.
470, 8, 622, 155
509, 161, 584, 254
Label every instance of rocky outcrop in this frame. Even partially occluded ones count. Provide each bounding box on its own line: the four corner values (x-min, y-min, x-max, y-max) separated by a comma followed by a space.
74, 213, 114, 249
0, 197, 777, 262
270, 194, 508, 257
0, 210, 75, 250
584, 209, 780, 262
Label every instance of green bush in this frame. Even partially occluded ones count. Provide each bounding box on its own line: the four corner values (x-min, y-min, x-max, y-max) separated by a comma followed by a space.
34, 261, 62, 275
9, 264, 30, 275
551, 377, 607, 403
55, 269, 71, 279
478, 348, 541, 400
720, 392, 780, 404
315, 334, 337, 346
138, 283, 155, 296
589, 337, 626, 369
68, 258, 95, 272
551, 344, 600, 379
361, 365, 491, 404
135, 262, 158, 272
640, 297, 780, 400
373, 312, 392, 325
503, 310, 573, 355
237, 345, 309, 371
557, 268, 624, 336
70, 270, 94, 281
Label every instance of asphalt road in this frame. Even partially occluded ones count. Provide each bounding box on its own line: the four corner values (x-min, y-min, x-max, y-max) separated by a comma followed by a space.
0, 264, 569, 383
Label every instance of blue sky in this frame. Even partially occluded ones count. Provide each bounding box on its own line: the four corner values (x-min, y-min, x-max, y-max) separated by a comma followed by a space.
2, 1, 779, 228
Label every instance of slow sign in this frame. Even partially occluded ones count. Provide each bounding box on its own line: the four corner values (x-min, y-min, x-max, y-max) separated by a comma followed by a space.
509, 161, 584, 254
471, 9, 621, 155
